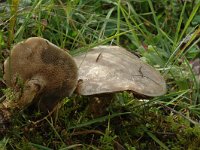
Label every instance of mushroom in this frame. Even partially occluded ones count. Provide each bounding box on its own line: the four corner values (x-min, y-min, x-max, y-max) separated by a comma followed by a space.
74, 45, 166, 116
0, 39, 167, 123
74, 45, 166, 97
1, 37, 78, 123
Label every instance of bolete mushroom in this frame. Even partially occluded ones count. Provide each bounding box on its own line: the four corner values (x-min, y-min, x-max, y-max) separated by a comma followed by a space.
0, 38, 167, 123
74, 45, 166, 97
74, 45, 166, 116
1, 37, 78, 123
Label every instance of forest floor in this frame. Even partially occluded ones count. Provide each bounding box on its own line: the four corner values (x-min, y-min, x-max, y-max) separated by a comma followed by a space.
0, 0, 200, 149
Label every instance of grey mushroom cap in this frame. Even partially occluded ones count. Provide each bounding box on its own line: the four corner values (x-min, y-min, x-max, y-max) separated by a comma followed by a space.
74, 45, 167, 97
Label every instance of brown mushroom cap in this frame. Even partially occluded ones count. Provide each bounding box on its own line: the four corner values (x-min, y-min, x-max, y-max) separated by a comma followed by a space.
74, 45, 166, 97
3, 37, 78, 113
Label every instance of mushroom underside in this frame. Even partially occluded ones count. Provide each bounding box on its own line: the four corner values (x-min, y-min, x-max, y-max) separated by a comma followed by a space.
0, 37, 78, 124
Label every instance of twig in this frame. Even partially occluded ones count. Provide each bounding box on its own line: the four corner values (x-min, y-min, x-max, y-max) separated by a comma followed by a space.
161, 104, 200, 125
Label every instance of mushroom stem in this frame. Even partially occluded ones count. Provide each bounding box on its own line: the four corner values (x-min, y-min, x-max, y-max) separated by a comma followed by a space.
0, 77, 44, 124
